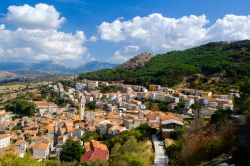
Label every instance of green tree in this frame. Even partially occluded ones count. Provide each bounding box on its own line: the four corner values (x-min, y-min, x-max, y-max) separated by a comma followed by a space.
59, 140, 85, 162
81, 131, 100, 143
5, 99, 36, 116
108, 136, 153, 166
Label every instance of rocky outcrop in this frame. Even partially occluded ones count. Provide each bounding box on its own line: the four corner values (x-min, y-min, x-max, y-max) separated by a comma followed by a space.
119, 53, 153, 69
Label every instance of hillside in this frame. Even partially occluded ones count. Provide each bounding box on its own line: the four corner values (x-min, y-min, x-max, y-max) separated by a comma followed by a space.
0, 70, 30, 83
119, 52, 153, 68
79, 40, 250, 92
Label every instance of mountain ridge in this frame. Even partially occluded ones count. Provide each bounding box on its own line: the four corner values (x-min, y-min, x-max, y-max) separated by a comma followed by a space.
79, 40, 250, 93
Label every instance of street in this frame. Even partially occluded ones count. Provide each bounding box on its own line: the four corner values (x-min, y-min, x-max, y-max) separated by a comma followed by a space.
152, 134, 169, 166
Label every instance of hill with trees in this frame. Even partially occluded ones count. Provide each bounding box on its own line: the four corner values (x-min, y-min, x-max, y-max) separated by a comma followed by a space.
79, 40, 250, 93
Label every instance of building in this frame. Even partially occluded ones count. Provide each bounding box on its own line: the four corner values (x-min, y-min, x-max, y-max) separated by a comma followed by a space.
79, 95, 86, 121
0, 134, 11, 149
75, 82, 87, 91
149, 84, 161, 91
32, 142, 50, 161
87, 81, 98, 90
80, 140, 109, 163
160, 113, 184, 138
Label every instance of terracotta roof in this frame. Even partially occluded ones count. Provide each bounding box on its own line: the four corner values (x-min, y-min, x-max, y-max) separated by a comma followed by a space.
33, 143, 49, 150
91, 140, 108, 151
160, 112, 183, 121
0, 134, 11, 140
80, 149, 109, 163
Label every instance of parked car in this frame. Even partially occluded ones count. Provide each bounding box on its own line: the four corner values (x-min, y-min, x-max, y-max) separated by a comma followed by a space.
159, 141, 164, 146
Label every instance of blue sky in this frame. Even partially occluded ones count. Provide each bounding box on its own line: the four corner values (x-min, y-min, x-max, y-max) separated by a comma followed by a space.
0, 0, 250, 66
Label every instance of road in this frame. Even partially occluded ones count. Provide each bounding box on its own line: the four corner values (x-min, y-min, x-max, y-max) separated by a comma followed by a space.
152, 134, 169, 166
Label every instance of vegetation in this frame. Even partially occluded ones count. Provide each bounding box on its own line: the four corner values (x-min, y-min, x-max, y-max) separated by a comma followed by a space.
166, 118, 237, 166
99, 85, 119, 93
103, 124, 156, 150
231, 77, 250, 165
5, 98, 36, 116
81, 131, 101, 143
59, 140, 85, 162
85, 102, 96, 110
108, 136, 154, 166
143, 100, 184, 114
39, 86, 73, 107
79, 40, 250, 92
0, 152, 78, 166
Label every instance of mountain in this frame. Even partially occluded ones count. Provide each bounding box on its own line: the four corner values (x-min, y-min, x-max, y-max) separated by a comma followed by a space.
12, 70, 54, 78
0, 61, 118, 74
0, 61, 70, 73
79, 40, 250, 93
74, 61, 118, 73
0, 61, 117, 83
0, 70, 29, 83
119, 53, 153, 68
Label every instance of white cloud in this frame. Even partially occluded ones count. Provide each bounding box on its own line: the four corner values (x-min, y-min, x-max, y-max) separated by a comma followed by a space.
108, 51, 131, 64
98, 13, 250, 63
0, 25, 86, 65
98, 13, 208, 52
0, 3, 90, 66
89, 36, 98, 42
207, 14, 250, 42
125, 45, 139, 53
4, 3, 65, 29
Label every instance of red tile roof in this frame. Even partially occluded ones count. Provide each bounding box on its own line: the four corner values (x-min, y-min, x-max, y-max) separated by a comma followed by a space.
80, 148, 109, 163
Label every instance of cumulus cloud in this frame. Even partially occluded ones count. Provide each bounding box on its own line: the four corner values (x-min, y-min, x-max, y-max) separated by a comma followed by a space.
0, 3, 89, 66
98, 13, 208, 52
4, 3, 65, 29
207, 14, 250, 41
108, 50, 131, 64
0, 25, 86, 63
98, 13, 250, 63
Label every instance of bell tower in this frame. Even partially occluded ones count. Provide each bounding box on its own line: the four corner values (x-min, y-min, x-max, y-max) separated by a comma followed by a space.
79, 94, 86, 121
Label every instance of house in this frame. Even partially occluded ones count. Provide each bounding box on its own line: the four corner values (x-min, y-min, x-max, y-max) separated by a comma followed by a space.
223, 104, 234, 111
75, 82, 87, 91
196, 90, 213, 98
72, 129, 85, 139
32, 142, 50, 161
107, 125, 126, 136
87, 81, 98, 89
194, 107, 217, 119
184, 98, 194, 108
33, 101, 58, 115
160, 113, 184, 138
80, 140, 109, 163
0, 134, 11, 149
149, 84, 161, 91
15, 140, 27, 157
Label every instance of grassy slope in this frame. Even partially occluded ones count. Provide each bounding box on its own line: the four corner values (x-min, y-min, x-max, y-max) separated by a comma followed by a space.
79, 40, 250, 92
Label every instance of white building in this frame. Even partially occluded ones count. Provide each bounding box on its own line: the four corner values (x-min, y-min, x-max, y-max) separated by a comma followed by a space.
75, 82, 87, 91
0, 134, 11, 149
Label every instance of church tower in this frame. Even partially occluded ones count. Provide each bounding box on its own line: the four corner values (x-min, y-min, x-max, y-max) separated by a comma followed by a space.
79, 94, 86, 121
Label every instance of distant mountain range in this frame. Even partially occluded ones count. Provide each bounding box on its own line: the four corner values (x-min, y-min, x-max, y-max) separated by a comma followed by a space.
0, 61, 118, 73
0, 61, 118, 82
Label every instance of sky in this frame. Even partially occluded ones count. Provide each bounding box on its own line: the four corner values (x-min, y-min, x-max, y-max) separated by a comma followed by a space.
0, 0, 250, 66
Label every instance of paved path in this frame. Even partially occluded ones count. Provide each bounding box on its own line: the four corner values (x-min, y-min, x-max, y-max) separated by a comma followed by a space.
152, 135, 168, 166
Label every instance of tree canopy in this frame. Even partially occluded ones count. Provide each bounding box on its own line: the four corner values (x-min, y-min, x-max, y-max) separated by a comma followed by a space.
59, 140, 85, 162
5, 98, 36, 116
